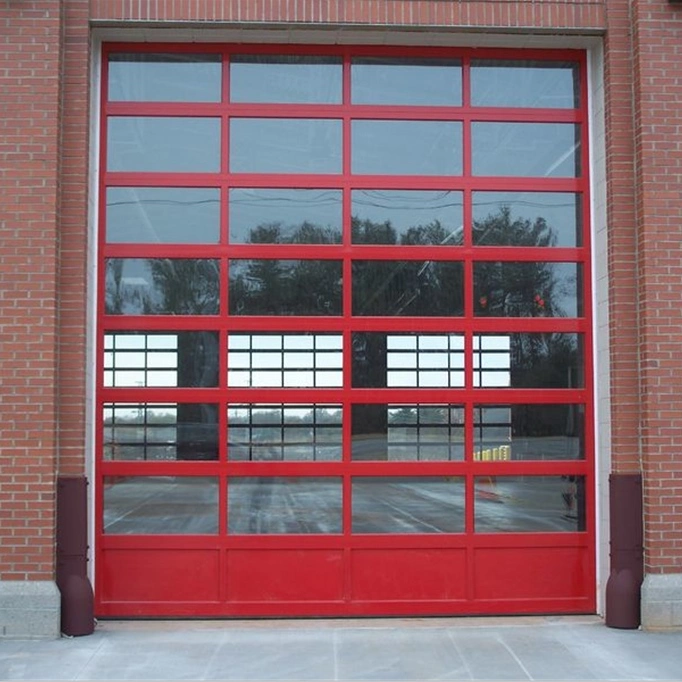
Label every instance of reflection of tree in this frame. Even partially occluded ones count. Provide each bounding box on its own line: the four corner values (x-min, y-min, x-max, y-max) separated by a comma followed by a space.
473, 207, 566, 317
149, 259, 219, 314
510, 333, 582, 388
247, 221, 341, 245
230, 221, 343, 315
105, 258, 219, 315
351, 217, 464, 316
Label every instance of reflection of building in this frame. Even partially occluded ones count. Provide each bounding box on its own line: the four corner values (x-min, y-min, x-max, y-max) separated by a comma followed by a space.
2, 0, 681, 638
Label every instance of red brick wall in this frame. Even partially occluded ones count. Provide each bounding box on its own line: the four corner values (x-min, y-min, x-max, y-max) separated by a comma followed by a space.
631, 0, 682, 573
0, 1, 63, 581
88, 0, 605, 29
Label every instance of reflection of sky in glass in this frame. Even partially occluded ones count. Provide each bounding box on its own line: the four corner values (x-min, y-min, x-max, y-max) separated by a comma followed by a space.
472, 123, 580, 178
351, 58, 462, 106
106, 187, 220, 244
230, 119, 342, 174
108, 53, 222, 102
107, 117, 221, 172
352, 121, 462, 176
230, 55, 342, 104
470, 60, 579, 109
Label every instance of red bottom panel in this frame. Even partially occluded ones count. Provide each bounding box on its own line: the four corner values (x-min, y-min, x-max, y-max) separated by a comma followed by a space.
352, 549, 467, 601
228, 550, 344, 602
97, 544, 594, 617
474, 546, 589, 600
101, 549, 220, 604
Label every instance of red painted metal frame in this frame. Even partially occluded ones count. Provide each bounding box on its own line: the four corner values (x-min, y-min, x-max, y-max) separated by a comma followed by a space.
95, 43, 595, 617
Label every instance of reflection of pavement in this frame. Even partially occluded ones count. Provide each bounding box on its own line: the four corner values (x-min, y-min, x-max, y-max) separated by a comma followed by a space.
104, 476, 581, 535
475, 477, 581, 532
104, 478, 218, 534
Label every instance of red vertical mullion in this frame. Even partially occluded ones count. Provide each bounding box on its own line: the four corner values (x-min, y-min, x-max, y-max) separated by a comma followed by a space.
341, 50, 353, 602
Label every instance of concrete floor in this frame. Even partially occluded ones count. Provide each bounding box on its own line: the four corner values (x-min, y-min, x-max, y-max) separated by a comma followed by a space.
1, 615, 681, 681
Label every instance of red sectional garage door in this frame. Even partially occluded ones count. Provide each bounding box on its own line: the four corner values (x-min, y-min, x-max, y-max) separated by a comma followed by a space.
96, 44, 595, 617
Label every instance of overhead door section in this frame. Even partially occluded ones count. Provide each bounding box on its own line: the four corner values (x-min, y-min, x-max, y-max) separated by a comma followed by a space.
96, 46, 594, 617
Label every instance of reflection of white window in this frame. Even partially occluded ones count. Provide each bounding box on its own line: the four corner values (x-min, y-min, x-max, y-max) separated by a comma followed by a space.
227, 334, 343, 387
104, 333, 178, 387
386, 335, 464, 387
473, 335, 511, 387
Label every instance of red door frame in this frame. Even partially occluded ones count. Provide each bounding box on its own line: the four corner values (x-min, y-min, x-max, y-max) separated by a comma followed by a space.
95, 43, 595, 617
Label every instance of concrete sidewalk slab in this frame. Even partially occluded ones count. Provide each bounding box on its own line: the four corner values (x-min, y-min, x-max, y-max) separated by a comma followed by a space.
1, 615, 681, 681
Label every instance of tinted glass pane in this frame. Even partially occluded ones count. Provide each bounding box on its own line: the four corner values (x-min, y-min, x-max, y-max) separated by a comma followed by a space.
104, 476, 218, 534
230, 119, 342, 174
229, 189, 342, 244
230, 55, 342, 103
473, 192, 582, 247
228, 477, 342, 534
104, 331, 219, 387
228, 404, 342, 461
351, 190, 463, 245
352, 404, 465, 461
352, 121, 462, 175
352, 477, 465, 533
108, 53, 222, 102
107, 117, 221, 172
352, 333, 464, 388
351, 58, 462, 106
229, 259, 342, 316
473, 333, 583, 389
106, 188, 220, 244
472, 123, 580, 178
352, 261, 464, 316
475, 475, 586, 532
474, 404, 585, 461
228, 333, 342, 388
105, 259, 219, 315
471, 60, 580, 108
474, 262, 582, 317
104, 403, 219, 461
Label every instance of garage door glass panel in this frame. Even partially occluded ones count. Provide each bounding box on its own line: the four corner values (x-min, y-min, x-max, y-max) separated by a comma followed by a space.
107, 117, 221, 172
352, 333, 464, 388
228, 333, 342, 388
473, 262, 582, 317
352, 261, 464, 316
106, 188, 220, 244
229, 260, 342, 315
230, 55, 342, 104
352, 121, 462, 175
351, 190, 463, 245
228, 477, 342, 534
470, 60, 580, 109
472, 123, 580, 178
474, 404, 584, 461
230, 119, 342, 174
473, 192, 582, 247
104, 476, 219, 534
104, 331, 219, 387
473, 333, 583, 388
108, 53, 222, 102
228, 404, 342, 461
104, 403, 219, 461
352, 477, 465, 533
105, 259, 220, 315
352, 404, 465, 461
351, 57, 462, 106
474, 475, 585, 532
229, 189, 342, 244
